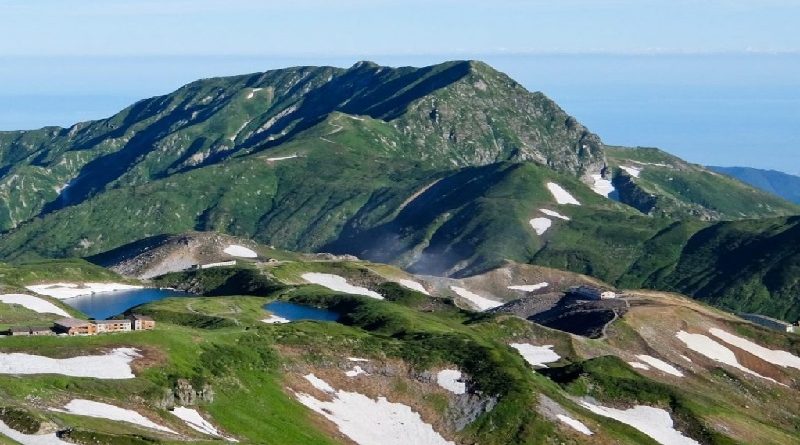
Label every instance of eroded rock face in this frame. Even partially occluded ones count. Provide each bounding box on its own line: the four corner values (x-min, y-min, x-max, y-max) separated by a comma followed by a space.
613, 173, 659, 215
395, 61, 607, 178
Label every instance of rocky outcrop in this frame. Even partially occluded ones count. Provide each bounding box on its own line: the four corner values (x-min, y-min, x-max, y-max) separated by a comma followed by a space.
158, 379, 214, 409
613, 173, 658, 215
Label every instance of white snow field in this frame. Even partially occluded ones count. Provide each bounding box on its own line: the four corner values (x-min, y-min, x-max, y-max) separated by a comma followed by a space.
345, 366, 368, 377
172, 407, 237, 441
529, 217, 552, 235
59, 399, 176, 434
26, 282, 143, 300
628, 362, 651, 370
620, 165, 642, 177
436, 369, 466, 394
200, 261, 237, 269
546, 182, 580, 205
590, 174, 616, 198
261, 315, 290, 324
539, 209, 570, 220
449, 286, 503, 311
709, 328, 800, 370
510, 343, 561, 368
556, 414, 593, 436
636, 355, 684, 377
580, 402, 700, 445
0, 419, 71, 445
295, 374, 455, 445
265, 155, 299, 162
0, 293, 70, 317
223, 244, 258, 258
0, 348, 139, 379
302, 273, 383, 299
396, 279, 430, 295
508, 282, 549, 292
348, 357, 369, 362
675, 331, 776, 382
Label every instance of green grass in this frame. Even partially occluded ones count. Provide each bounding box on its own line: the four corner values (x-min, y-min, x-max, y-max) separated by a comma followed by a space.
0, 258, 129, 288
606, 146, 799, 220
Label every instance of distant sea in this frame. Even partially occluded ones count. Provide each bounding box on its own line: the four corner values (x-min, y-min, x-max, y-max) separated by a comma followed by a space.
1, 54, 798, 173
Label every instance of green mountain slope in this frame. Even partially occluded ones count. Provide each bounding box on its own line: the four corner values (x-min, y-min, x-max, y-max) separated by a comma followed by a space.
0, 60, 605, 232
606, 146, 799, 220
2, 256, 800, 444
2, 60, 800, 322
708, 166, 800, 204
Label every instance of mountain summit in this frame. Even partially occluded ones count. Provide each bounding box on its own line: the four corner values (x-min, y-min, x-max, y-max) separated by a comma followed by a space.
0, 60, 604, 232
1, 61, 799, 320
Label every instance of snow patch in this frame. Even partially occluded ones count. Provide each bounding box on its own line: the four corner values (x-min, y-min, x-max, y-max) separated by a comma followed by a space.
0, 293, 70, 317
348, 357, 369, 362
580, 402, 701, 445
262, 315, 290, 324
628, 362, 650, 370
0, 419, 71, 445
396, 279, 430, 295
449, 286, 503, 311
709, 328, 800, 370
636, 355, 684, 377
58, 399, 176, 434
266, 154, 299, 162
529, 218, 552, 235
510, 343, 561, 368
676, 331, 778, 383
539, 209, 570, 220
590, 174, 616, 198
302, 273, 383, 299
556, 414, 593, 436
620, 165, 642, 177
507, 282, 549, 292
223, 244, 257, 258
546, 182, 580, 205
26, 282, 143, 300
0, 348, 139, 379
295, 374, 454, 445
246, 87, 263, 99
200, 261, 237, 269
172, 407, 237, 441
304, 373, 336, 393
346, 366, 367, 377
436, 369, 466, 394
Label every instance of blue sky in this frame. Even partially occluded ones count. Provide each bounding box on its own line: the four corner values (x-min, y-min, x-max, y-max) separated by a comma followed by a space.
2, 0, 799, 56
1, 1, 799, 172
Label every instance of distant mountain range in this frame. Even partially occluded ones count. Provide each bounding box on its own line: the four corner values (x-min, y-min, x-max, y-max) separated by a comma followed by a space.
708, 166, 800, 204
1, 60, 799, 320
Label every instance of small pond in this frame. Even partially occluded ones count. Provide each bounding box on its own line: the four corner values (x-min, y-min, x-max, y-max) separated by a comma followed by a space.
65, 288, 190, 320
264, 301, 340, 322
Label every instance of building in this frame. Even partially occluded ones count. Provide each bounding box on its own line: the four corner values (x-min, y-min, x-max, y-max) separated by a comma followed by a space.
569, 285, 617, 300
127, 314, 156, 330
54, 318, 96, 336
8, 326, 53, 336
740, 313, 796, 333
94, 319, 132, 333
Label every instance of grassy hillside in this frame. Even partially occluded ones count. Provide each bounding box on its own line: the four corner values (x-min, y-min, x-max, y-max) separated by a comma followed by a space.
606, 147, 799, 220
1, 258, 799, 444
0, 60, 604, 233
